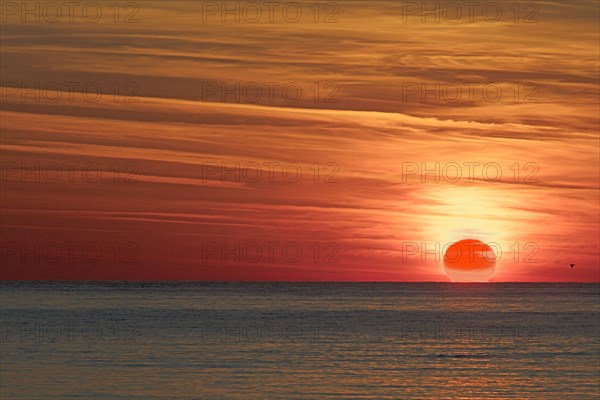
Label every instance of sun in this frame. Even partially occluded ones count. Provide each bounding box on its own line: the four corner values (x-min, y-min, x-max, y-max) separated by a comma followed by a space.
444, 239, 497, 282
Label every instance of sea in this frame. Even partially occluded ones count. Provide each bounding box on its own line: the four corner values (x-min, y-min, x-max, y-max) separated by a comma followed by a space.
1, 282, 599, 399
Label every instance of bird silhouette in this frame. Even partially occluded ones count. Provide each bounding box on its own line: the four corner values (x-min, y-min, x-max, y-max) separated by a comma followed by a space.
570, 264, 575, 268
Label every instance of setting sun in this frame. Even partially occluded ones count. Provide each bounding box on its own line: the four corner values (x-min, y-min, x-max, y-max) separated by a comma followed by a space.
444, 239, 497, 282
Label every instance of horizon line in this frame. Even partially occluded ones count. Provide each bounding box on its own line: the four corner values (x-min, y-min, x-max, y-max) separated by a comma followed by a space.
2, 280, 599, 284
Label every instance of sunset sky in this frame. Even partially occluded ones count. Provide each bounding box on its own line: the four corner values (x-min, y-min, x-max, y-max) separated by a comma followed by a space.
1, 0, 598, 281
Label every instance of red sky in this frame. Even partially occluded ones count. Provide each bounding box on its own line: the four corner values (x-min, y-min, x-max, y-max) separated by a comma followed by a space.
1, 0, 599, 281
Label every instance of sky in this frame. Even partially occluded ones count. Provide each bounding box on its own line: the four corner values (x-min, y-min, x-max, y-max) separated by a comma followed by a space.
0, 0, 599, 281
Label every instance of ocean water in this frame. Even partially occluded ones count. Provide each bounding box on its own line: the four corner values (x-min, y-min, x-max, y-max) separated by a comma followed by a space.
1, 282, 599, 399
